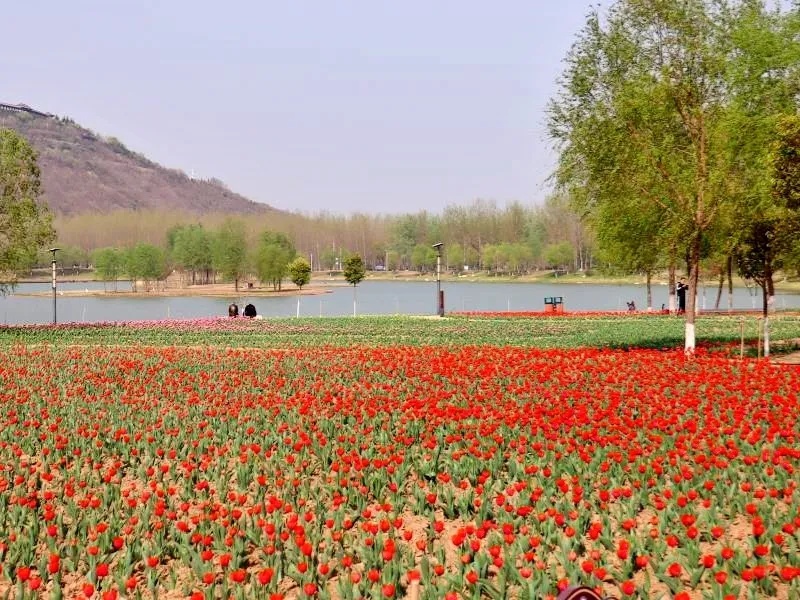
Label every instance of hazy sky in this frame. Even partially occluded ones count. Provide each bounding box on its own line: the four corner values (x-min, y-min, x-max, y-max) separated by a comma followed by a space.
3, 1, 607, 215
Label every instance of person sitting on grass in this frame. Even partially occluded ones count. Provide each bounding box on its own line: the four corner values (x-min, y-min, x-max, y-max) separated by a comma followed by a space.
228, 303, 239, 317
243, 303, 257, 318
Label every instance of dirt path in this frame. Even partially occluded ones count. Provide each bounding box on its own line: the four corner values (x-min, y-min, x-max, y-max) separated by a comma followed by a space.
772, 351, 800, 365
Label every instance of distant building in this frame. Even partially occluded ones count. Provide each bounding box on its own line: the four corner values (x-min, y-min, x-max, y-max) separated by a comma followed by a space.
0, 102, 55, 119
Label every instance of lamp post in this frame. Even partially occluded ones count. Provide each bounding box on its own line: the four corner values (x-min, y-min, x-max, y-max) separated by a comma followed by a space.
49, 247, 60, 325
432, 242, 444, 317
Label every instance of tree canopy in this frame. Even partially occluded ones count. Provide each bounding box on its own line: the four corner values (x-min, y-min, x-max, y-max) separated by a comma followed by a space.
343, 254, 366, 287
288, 256, 311, 291
125, 243, 165, 291
548, 0, 800, 351
256, 231, 296, 291
0, 128, 55, 293
92, 247, 125, 291
212, 219, 248, 291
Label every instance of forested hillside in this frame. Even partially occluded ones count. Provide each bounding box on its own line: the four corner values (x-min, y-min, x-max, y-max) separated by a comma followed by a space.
0, 104, 273, 216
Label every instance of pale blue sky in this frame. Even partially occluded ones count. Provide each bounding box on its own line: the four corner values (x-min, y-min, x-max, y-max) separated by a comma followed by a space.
3, 1, 606, 215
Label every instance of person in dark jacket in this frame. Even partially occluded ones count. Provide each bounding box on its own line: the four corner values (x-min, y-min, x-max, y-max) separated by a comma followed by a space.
676, 277, 688, 313
243, 303, 257, 318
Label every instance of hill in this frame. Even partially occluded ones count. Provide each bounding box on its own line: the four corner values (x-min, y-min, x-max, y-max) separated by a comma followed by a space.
0, 102, 274, 216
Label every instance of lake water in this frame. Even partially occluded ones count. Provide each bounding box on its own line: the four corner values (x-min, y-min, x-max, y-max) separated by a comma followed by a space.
1, 279, 797, 325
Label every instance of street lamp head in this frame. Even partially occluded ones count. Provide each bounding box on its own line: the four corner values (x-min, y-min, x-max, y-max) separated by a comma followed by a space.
49, 247, 60, 254
432, 242, 443, 251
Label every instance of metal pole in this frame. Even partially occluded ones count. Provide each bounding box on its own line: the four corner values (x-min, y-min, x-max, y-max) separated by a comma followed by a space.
52, 257, 56, 324
436, 252, 441, 315
50, 247, 59, 325
433, 242, 444, 317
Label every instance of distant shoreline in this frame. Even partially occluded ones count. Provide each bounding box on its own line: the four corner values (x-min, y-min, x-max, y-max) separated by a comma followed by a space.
11, 269, 800, 296
13, 282, 337, 299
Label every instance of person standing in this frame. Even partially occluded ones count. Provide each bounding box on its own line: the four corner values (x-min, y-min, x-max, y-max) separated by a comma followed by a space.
676, 277, 688, 314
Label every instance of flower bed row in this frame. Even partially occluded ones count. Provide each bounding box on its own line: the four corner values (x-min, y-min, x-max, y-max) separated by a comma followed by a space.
0, 344, 798, 598
2, 314, 798, 350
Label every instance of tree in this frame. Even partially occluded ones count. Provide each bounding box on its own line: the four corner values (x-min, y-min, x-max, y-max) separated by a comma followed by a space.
172, 224, 213, 285
385, 250, 401, 271
319, 246, 339, 271
125, 243, 165, 292
548, 0, 798, 352
772, 115, 800, 212
543, 242, 574, 272
289, 256, 312, 290
0, 129, 55, 294
504, 242, 534, 275
92, 247, 125, 291
213, 219, 247, 291
410, 244, 436, 272
256, 231, 296, 291
739, 114, 800, 355
720, 3, 800, 355
38, 245, 89, 270
288, 256, 311, 317
343, 254, 366, 316
593, 198, 665, 310
446, 243, 464, 273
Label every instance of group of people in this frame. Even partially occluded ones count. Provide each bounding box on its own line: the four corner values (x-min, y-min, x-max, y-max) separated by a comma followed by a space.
627, 277, 689, 314
228, 302, 257, 318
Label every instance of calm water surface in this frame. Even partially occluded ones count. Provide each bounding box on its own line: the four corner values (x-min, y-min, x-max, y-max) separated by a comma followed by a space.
1, 280, 797, 325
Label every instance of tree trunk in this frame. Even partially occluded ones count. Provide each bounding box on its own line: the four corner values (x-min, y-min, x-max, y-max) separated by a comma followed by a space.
235, 278, 239, 292
352, 285, 357, 317
714, 270, 724, 309
727, 255, 733, 311
685, 233, 702, 354
764, 257, 774, 358
668, 264, 676, 313
766, 260, 775, 313
646, 271, 652, 311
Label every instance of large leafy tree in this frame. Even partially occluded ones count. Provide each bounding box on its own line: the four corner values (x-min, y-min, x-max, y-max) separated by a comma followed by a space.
171, 224, 213, 285
92, 247, 125, 291
411, 244, 436, 272
256, 231, 296, 291
772, 115, 800, 212
0, 129, 55, 293
548, 0, 797, 352
125, 243, 165, 292
725, 2, 800, 308
737, 114, 800, 354
593, 196, 666, 310
213, 219, 248, 291
771, 115, 800, 277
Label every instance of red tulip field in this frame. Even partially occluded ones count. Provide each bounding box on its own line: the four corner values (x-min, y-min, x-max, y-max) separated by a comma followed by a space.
0, 315, 798, 599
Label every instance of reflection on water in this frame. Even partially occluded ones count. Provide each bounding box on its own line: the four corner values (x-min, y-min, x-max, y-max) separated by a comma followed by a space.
1, 280, 797, 325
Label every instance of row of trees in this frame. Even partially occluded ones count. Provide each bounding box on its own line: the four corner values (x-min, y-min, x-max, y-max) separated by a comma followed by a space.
80, 204, 587, 293
51, 196, 596, 277
548, 0, 800, 352
90, 221, 367, 298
